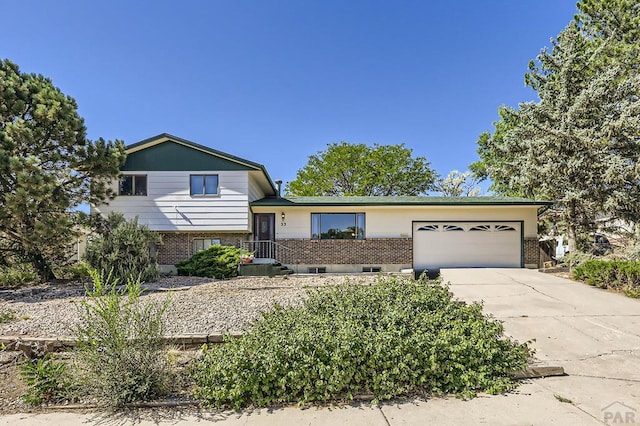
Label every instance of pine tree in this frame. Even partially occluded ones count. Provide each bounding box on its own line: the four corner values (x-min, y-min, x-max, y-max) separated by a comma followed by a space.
0, 59, 126, 280
473, 1, 640, 250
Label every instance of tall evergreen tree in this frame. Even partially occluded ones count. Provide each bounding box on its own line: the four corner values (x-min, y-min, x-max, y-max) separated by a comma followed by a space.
473, 2, 640, 250
0, 59, 126, 279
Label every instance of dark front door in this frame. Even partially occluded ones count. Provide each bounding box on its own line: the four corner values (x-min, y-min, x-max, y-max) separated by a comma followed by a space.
254, 213, 275, 258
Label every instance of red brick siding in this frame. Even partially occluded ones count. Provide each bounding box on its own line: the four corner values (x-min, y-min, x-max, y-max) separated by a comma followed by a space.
158, 232, 248, 265
274, 238, 412, 265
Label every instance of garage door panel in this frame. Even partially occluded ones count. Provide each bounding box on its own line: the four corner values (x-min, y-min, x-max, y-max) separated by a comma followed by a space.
413, 222, 521, 270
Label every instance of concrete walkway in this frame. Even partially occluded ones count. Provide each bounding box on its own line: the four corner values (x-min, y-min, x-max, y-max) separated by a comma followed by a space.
2, 269, 638, 425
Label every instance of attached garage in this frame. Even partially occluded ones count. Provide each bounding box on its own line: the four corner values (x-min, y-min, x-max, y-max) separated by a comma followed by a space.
251, 196, 551, 273
413, 221, 523, 271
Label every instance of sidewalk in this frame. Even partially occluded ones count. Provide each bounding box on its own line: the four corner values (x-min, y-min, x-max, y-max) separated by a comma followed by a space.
0, 381, 596, 426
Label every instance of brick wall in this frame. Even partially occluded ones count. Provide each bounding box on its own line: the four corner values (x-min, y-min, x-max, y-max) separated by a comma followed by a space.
274, 238, 412, 265
524, 237, 540, 267
158, 232, 248, 265
159, 234, 540, 268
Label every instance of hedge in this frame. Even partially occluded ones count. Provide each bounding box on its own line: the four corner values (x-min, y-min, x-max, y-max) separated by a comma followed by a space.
572, 260, 640, 298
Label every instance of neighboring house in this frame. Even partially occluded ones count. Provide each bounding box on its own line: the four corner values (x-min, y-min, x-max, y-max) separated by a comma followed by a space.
93, 134, 551, 273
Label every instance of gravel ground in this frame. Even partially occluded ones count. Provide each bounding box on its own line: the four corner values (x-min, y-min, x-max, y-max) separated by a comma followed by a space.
0, 274, 383, 413
0, 274, 379, 338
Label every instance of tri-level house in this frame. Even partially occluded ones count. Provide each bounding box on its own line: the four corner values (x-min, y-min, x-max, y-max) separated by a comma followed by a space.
92, 133, 277, 268
93, 134, 551, 274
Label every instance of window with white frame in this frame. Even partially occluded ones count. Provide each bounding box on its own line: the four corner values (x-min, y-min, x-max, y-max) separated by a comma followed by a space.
119, 175, 147, 196
193, 238, 221, 252
190, 175, 219, 196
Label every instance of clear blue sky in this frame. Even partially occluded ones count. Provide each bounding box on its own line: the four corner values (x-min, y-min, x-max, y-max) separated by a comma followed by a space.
2, 1, 578, 191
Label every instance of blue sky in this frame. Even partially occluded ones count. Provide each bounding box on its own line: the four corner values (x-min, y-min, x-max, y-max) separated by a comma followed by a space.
2, 1, 578, 191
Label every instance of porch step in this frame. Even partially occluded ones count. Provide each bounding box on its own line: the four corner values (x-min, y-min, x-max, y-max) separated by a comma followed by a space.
238, 262, 294, 277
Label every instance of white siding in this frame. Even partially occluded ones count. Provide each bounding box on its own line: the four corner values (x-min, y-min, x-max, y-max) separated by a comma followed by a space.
93, 170, 251, 232
248, 173, 267, 202
253, 205, 540, 239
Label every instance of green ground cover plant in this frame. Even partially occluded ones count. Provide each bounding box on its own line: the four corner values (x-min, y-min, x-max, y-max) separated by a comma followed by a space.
176, 245, 250, 279
191, 275, 531, 409
0, 308, 17, 323
573, 260, 640, 298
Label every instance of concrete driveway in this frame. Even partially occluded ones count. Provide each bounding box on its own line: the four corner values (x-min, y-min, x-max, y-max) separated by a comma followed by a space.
2, 269, 638, 425
440, 268, 640, 425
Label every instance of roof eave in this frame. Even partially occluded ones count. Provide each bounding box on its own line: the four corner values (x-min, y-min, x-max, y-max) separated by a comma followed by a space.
251, 199, 554, 207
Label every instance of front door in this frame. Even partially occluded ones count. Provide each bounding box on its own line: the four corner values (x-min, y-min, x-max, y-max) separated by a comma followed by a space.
254, 213, 275, 258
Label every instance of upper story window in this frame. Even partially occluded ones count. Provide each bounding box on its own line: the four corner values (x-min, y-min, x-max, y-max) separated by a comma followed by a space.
119, 175, 147, 196
190, 175, 219, 196
311, 213, 365, 240
190, 174, 219, 196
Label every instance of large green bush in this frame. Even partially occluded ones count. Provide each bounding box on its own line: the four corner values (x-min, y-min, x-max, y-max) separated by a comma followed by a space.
573, 260, 640, 297
191, 275, 531, 408
176, 245, 249, 279
85, 212, 162, 282
73, 270, 172, 407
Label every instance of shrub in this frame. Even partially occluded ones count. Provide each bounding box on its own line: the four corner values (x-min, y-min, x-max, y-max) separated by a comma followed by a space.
573, 260, 640, 297
0, 264, 39, 288
19, 354, 71, 405
176, 245, 249, 279
191, 275, 531, 409
85, 212, 162, 282
53, 262, 91, 281
557, 251, 594, 268
73, 269, 172, 407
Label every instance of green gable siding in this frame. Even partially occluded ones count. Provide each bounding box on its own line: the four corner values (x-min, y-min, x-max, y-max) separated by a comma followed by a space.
123, 141, 255, 171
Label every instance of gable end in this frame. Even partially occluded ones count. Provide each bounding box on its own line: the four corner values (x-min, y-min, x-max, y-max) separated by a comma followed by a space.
123, 138, 256, 172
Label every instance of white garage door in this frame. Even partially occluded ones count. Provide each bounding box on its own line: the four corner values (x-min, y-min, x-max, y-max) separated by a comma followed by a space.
413, 222, 522, 270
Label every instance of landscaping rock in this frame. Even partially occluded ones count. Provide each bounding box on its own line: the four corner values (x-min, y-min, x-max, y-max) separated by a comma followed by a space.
0, 274, 378, 338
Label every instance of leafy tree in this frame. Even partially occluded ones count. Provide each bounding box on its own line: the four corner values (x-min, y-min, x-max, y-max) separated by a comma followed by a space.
474, 21, 640, 251
286, 142, 436, 196
434, 170, 481, 197
0, 59, 126, 280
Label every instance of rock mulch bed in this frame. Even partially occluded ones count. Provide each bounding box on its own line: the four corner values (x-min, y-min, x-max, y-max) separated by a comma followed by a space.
0, 274, 378, 338
0, 273, 380, 413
